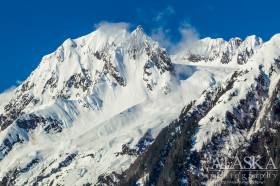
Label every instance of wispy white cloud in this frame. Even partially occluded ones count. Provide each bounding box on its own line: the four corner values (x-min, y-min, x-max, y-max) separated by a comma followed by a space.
150, 6, 175, 50
151, 21, 200, 53
94, 21, 130, 32
136, 6, 175, 26
153, 6, 175, 22
151, 28, 173, 50
174, 21, 200, 53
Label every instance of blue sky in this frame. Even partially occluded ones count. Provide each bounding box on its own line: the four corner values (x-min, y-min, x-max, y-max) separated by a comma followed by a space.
0, 0, 279, 92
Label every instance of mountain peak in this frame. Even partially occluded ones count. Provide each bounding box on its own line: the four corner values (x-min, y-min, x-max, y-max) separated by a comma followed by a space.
269, 33, 280, 43
6, 25, 173, 109
242, 35, 263, 47
131, 25, 146, 39
135, 25, 143, 32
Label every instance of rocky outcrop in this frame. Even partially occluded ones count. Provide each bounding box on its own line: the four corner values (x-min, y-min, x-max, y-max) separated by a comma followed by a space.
0, 93, 35, 130
0, 114, 63, 161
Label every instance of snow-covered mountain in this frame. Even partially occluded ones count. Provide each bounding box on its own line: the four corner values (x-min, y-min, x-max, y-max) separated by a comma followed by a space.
173, 35, 263, 65
122, 34, 280, 186
0, 25, 279, 186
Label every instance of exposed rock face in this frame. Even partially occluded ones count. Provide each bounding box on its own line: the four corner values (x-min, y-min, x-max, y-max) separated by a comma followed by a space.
0, 93, 35, 130
0, 113, 63, 161
143, 44, 173, 91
